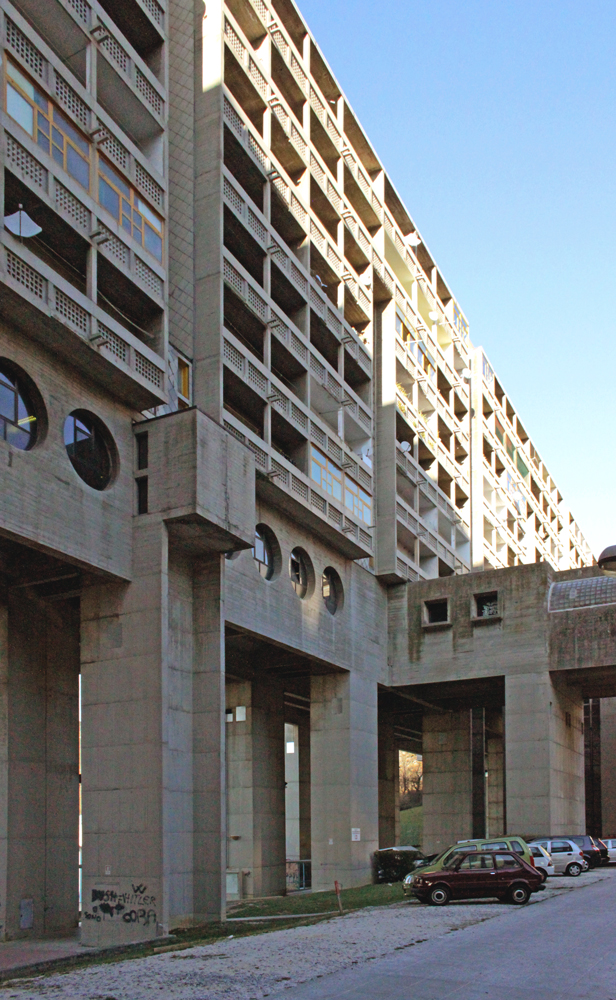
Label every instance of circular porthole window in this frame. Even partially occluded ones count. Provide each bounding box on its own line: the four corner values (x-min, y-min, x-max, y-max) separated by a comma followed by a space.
64, 410, 116, 490
322, 567, 344, 616
253, 524, 281, 581
0, 360, 44, 450
289, 547, 314, 599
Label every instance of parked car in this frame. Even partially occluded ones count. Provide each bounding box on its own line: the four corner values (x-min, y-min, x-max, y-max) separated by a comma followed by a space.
410, 836, 534, 877
406, 850, 543, 906
602, 838, 616, 863
564, 836, 602, 868
529, 844, 554, 880
373, 846, 426, 883
529, 838, 585, 876
595, 839, 610, 865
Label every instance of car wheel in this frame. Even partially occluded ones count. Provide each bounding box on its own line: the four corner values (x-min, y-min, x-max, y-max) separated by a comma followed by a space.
566, 862, 582, 877
536, 867, 548, 883
427, 884, 450, 906
508, 883, 530, 905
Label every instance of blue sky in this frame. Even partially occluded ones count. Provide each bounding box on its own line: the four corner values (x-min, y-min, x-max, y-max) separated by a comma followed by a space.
298, 0, 616, 558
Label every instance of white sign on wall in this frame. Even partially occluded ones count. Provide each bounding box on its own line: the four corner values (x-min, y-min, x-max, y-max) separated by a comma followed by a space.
351, 828, 361, 842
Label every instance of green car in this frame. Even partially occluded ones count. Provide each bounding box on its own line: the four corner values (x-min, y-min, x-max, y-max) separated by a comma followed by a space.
402, 836, 534, 896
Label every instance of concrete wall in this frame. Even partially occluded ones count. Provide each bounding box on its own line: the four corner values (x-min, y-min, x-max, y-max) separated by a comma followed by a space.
0, 323, 135, 579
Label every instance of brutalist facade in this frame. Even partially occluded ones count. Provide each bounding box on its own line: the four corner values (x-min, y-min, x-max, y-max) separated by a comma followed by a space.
0, 0, 601, 947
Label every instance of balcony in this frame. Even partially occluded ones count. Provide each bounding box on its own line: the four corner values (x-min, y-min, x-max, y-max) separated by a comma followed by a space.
1, 232, 166, 409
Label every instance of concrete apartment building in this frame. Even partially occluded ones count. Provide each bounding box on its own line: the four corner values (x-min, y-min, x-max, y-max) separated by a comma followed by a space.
0, 0, 607, 950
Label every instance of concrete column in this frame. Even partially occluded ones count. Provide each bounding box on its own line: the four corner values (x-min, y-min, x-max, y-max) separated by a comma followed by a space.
298, 713, 311, 860
422, 709, 472, 855
471, 706, 486, 839
310, 672, 378, 891
0, 602, 7, 939
486, 709, 505, 838
226, 674, 285, 899
0, 594, 79, 939
81, 521, 170, 946
600, 698, 616, 837
505, 672, 584, 838
584, 698, 602, 837
378, 714, 399, 848
193, 556, 226, 922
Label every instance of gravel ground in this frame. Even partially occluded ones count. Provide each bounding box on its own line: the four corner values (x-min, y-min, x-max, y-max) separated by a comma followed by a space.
3, 869, 613, 1000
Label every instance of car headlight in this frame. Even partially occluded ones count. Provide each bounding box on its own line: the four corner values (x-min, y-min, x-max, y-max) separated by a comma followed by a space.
414, 877, 424, 885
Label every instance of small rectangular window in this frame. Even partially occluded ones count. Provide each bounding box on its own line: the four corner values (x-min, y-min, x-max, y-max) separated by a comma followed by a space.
136, 432, 148, 471
475, 592, 498, 618
136, 476, 148, 515
424, 598, 448, 624
177, 357, 191, 405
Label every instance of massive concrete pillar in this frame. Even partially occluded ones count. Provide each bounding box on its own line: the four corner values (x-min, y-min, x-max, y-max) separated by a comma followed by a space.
378, 713, 399, 848
486, 709, 505, 838
193, 556, 227, 922
226, 674, 286, 899
600, 697, 616, 838
584, 698, 602, 837
0, 592, 79, 940
505, 672, 584, 837
81, 524, 227, 946
310, 672, 378, 891
422, 709, 472, 855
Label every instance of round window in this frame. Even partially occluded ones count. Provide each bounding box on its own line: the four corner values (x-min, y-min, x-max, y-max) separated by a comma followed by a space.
64, 410, 116, 490
289, 547, 314, 599
253, 524, 281, 581
322, 567, 344, 616
0, 361, 42, 450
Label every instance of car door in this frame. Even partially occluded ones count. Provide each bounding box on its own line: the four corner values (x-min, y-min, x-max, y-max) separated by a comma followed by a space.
454, 853, 495, 899
550, 840, 576, 873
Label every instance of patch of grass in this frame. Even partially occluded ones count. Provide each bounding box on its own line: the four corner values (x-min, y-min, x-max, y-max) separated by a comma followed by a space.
400, 805, 423, 849
228, 882, 402, 919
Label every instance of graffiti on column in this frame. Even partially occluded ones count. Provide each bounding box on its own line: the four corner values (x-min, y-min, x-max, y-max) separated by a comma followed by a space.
84, 883, 157, 926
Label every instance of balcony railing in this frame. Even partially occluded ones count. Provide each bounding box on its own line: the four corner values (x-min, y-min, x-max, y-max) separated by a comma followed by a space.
1, 233, 166, 408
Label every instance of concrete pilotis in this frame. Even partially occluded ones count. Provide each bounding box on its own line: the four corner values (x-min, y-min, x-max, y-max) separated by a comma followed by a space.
81, 520, 170, 946
600, 698, 616, 837
422, 709, 472, 855
505, 672, 584, 837
310, 673, 378, 891
193, 556, 227, 922
226, 674, 286, 899
378, 713, 400, 849
486, 709, 505, 837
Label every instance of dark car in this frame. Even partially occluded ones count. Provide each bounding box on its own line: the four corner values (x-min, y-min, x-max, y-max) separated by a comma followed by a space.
408, 850, 543, 906
596, 839, 610, 865
373, 846, 425, 883
564, 836, 602, 868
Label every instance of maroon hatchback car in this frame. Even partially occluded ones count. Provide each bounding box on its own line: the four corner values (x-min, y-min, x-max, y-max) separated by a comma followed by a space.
410, 851, 543, 906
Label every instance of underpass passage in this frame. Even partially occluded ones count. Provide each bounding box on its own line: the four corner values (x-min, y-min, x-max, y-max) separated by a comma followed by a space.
377, 688, 422, 850
0, 538, 80, 939
224, 627, 379, 901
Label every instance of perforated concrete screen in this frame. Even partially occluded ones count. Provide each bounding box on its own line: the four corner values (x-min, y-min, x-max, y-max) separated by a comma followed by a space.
549, 577, 616, 612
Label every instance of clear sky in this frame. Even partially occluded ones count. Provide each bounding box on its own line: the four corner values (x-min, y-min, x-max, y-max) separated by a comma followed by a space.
298, 0, 616, 559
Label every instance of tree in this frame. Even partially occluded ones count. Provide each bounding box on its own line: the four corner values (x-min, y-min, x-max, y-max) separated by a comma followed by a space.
399, 751, 422, 809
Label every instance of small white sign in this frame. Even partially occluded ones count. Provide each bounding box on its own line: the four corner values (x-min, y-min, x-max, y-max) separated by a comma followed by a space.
286, 742, 295, 754
351, 828, 361, 842
235, 706, 246, 722
104, 865, 111, 875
